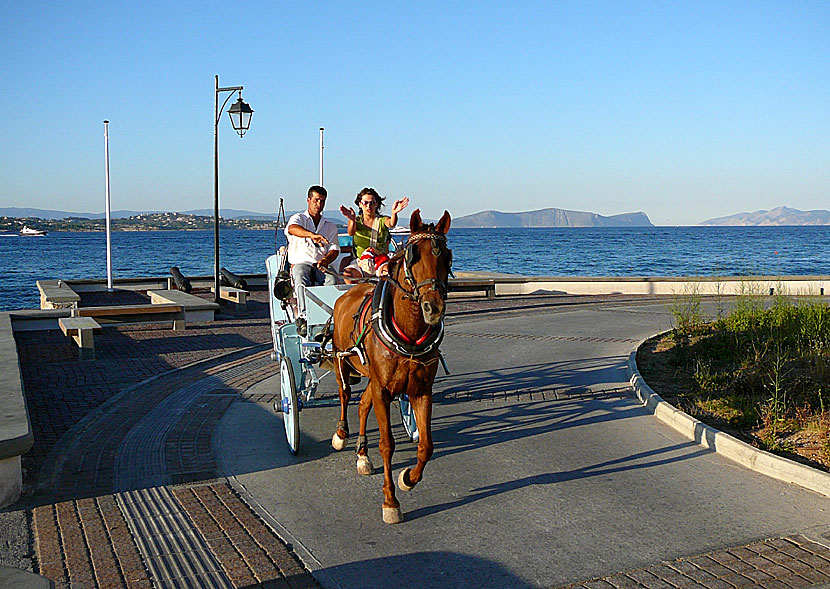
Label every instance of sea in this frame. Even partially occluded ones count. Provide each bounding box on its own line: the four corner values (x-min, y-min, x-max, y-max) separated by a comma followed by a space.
2, 226, 830, 312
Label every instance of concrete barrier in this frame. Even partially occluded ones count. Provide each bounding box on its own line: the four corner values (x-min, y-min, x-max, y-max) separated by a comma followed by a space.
488, 275, 829, 297
0, 313, 34, 508
50, 273, 830, 299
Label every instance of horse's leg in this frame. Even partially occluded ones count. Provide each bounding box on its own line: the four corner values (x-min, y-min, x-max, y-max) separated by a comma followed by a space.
398, 393, 434, 492
355, 383, 374, 475
372, 389, 401, 524
331, 356, 351, 450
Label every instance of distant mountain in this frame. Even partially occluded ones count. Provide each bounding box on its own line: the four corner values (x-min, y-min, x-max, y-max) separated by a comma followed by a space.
454, 208, 653, 228
0, 207, 283, 220
181, 208, 284, 220
699, 206, 830, 226
0, 207, 109, 219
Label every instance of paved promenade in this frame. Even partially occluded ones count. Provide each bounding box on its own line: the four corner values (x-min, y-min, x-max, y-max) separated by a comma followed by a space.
2, 290, 830, 588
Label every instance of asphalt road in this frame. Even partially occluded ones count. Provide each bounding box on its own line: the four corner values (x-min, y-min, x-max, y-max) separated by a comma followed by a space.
215, 299, 830, 588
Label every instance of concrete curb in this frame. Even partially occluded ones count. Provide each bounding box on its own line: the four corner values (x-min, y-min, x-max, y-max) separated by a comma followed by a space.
628, 333, 830, 499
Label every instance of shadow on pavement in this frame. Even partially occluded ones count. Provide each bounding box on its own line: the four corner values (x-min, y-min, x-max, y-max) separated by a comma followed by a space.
434, 355, 628, 398
404, 442, 709, 522
254, 550, 534, 589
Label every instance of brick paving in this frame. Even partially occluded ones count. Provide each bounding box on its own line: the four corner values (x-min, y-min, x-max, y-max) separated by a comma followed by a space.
12, 290, 317, 587
563, 535, 830, 588
8, 290, 830, 588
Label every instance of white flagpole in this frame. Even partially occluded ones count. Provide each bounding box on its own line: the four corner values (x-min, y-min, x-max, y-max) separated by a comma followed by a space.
319, 127, 324, 186
104, 120, 113, 290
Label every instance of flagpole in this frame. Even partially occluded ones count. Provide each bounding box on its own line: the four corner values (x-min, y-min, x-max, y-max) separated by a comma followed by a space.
319, 127, 324, 186
104, 120, 113, 290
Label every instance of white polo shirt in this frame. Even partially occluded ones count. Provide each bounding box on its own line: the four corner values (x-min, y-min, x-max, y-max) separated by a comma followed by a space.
284, 210, 340, 265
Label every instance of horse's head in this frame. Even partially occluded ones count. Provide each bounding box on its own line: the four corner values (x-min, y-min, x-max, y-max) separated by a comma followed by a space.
395, 209, 452, 325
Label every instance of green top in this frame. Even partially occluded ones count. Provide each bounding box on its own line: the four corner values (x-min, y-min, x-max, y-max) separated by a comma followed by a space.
353, 214, 390, 257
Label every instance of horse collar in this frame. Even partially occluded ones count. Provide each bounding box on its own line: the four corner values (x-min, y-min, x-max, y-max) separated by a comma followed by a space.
371, 281, 443, 358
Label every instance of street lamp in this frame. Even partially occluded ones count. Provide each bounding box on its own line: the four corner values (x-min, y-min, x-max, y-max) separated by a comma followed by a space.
214, 75, 253, 305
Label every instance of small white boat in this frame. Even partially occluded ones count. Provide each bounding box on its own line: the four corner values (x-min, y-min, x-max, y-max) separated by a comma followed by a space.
19, 226, 47, 236
389, 226, 410, 235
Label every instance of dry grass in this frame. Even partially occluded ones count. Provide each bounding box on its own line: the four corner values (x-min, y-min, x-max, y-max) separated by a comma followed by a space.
637, 296, 830, 472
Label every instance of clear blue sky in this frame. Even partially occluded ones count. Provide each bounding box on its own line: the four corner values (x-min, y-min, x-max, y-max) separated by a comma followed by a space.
1, 1, 827, 225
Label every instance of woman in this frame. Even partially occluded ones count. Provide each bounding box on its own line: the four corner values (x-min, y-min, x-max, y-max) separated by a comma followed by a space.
339, 188, 409, 282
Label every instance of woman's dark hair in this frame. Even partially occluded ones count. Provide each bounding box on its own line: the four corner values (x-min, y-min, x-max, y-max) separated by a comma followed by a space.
354, 187, 385, 212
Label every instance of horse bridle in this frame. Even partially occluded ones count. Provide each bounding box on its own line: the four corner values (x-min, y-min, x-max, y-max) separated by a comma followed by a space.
388, 231, 452, 303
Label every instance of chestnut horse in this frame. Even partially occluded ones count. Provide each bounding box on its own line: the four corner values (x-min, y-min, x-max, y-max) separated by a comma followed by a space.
330, 209, 451, 524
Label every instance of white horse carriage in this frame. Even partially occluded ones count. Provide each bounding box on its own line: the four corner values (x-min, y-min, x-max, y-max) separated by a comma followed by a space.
265, 234, 419, 455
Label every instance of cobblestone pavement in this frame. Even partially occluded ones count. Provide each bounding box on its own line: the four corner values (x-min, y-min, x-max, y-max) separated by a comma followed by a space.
563, 535, 830, 588
13, 291, 319, 587
6, 290, 830, 588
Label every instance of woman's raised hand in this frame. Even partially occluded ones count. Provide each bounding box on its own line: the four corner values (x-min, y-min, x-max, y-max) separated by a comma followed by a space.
391, 197, 409, 215
340, 205, 357, 221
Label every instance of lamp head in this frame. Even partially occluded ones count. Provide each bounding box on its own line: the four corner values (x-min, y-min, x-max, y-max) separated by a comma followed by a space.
227, 96, 253, 137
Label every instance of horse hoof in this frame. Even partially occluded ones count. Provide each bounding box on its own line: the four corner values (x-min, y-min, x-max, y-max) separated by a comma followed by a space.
397, 468, 415, 492
331, 432, 348, 451
356, 455, 373, 475
382, 506, 403, 524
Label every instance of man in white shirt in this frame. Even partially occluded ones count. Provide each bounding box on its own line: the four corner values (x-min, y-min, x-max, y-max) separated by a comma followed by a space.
285, 185, 340, 287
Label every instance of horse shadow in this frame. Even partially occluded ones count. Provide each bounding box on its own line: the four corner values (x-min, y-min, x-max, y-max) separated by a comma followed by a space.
242, 550, 536, 589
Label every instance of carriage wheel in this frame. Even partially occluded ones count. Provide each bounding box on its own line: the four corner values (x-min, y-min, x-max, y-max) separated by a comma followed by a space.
399, 395, 419, 443
280, 357, 301, 455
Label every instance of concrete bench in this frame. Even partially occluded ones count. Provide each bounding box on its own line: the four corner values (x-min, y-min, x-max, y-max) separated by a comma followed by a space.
448, 278, 496, 299
72, 303, 186, 331
148, 289, 219, 322
210, 286, 249, 311
36, 279, 80, 310
0, 313, 33, 508
58, 316, 102, 359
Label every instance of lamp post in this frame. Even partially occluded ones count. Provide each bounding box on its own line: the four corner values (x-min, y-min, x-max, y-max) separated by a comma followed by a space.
214, 74, 253, 305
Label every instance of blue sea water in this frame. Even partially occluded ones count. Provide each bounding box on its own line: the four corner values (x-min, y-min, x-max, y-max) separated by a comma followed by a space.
2, 226, 829, 312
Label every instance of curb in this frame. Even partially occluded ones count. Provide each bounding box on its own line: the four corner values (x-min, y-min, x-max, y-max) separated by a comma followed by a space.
628, 334, 830, 499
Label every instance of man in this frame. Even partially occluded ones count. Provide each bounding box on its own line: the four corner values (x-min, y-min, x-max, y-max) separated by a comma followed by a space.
285, 185, 339, 287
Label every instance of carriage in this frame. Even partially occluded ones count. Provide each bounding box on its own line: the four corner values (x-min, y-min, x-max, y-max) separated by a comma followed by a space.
265, 234, 419, 454
266, 209, 452, 523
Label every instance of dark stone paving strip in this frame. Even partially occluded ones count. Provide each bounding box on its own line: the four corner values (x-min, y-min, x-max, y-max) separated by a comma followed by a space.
116, 486, 232, 588
166, 395, 234, 485
114, 352, 275, 492
447, 331, 640, 344
562, 535, 830, 588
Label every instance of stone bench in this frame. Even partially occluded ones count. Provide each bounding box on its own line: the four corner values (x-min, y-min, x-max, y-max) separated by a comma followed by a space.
72, 303, 186, 331
210, 286, 249, 311
148, 290, 219, 322
36, 279, 80, 310
58, 316, 102, 360
0, 313, 34, 508
448, 278, 496, 299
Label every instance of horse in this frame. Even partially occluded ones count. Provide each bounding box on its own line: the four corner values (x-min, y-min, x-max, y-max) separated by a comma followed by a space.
330, 209, 452, 524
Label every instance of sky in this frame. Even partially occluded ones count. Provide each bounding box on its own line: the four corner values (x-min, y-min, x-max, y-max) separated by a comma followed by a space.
1, 1, 827, 226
